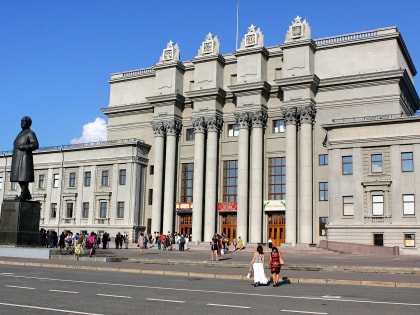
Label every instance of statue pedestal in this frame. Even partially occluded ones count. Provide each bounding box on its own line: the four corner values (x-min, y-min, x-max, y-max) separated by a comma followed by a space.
0, 200, 41, 246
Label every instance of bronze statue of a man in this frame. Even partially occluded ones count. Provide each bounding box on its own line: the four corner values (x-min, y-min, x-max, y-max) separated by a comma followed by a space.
10, 116, 39, 201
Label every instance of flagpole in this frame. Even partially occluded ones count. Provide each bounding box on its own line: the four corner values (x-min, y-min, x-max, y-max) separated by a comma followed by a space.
236, 0, 239, 50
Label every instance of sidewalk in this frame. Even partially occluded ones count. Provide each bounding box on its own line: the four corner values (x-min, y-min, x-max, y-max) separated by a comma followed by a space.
1, 243, 420, 288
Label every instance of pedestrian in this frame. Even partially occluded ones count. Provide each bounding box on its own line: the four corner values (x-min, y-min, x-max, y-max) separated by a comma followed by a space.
249, 245, 268, 287
179, 234, 186, 251
124, 232, 129, 249
237, 236, 244, 250
89, 232, 96, 257
210, 233, 219, 261
137, 233, 145, 254
269, 246, 284, 286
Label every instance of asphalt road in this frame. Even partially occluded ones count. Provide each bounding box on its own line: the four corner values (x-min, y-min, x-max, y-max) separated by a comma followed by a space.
1, 264, 419, 315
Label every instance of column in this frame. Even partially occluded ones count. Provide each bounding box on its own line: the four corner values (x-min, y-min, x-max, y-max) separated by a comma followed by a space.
250, 110, 267, 243
299, 106, 315, 244
204, 116, 223, 242
284, 107, 298, 245
162, 120, 181, 234
236, 112, 250, 243
151, 121, 165, 234
192, 117, 206, 243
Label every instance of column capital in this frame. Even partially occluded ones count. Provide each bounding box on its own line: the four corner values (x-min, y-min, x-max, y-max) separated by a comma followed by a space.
206, 116, 223, 132
299, 105, 316, 124
152, 121, 166, 136
234, 112, 251, 129
282, 107, 298, 125
166, 120, 182, 136
192, 117, 206, 133
251, 110, 267, 128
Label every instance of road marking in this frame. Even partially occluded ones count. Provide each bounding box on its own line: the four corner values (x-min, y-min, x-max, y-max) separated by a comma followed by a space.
321, 295, 341, 299
146, 298, 185, 303
49, 289, 79, 294
0, 302, 103, 315
208, 303, 250, 309
281, 310, 327, 315
97, 293, 132, 299
5, 285, 35, 290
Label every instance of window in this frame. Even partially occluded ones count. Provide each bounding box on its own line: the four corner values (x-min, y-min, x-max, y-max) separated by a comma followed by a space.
82, 202, 89, 218
84, 171, 91, 187
66, 202, 73, 218
50, 203, 57, 218
342, 156, 353, 175
343, 196, 354, 216
119, 169, 126, 185
319, 217, 328, 236
403, 194, 415, 215
319, 154, 328, 166
117, 201, 125, 218
149, 165, 154, 175
272, 119, 285, 133
53, 173, 59, 188
0, 177, 3, 189
148, 189, 153, 205
100, 201, 107, 218
186, 128, 195, 141
228, 124, 239, 137
372, 195, 384, 216
373, 233, 383, 246
268, 157, 286, 200
38, 174, 45, 189
371, 154, 383, 173
181, 163, 193, 202
401, 152, 414, 172
101, 170, 109, 186
69, 172, 76, 187
223, 160, 238, 202
404, 234, 415, 247
319, 182, 329, 201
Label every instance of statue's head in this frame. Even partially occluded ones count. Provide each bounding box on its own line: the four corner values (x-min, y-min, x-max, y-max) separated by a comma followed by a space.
21, 116, 32, 128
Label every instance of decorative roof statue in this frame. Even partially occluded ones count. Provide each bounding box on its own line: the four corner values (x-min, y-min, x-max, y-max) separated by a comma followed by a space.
159, 40, 180, 62
239, 24, 264, 49
197, 32, 220, 57
285, 16, 311, 43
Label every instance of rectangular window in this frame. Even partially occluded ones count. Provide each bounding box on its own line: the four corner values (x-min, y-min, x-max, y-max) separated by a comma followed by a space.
404, 234, 415, 247
319, 217, 328, 236
119, 169, 126, 185
38, 174, 45, 189
69, 172, 76, 187
373, 233, 384, 246
100, 201, 107, 218
82, 202, 89, 218
53, 174, 59, 188
371, 154, 383, 173
319, 154, 328, 166
401, 152, 414, 172
268, 157, 286, 200
342, 156, 353, 175
223, 160, 238, 202
403, 194, 415, 215
0, 177, 3, 189
343, 196, 354, 216
228, 124, 239, 137
101, 170, 109, 186
181, 163, 194, 202
319, 182, 329, 201
66, 202, 73, 218
50, 203, 57, 218
84, 171, 91, 187
117, 201, 125, 218
186, 128, 195, 141
372, 195, 384, 216
272, 119, 285, 133
148, 189, 153, 205
150, 165, 154, 175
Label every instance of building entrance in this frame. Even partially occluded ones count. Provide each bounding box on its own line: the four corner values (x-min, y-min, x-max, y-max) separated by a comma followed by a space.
267, 212, 285, 246
178, 213, 192, 237
221, 213, 237, 245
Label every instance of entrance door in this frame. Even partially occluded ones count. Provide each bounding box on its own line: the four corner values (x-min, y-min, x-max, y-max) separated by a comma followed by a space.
178, 213, 192, 237
267, 212, 285, 246
221, 213, 237, 245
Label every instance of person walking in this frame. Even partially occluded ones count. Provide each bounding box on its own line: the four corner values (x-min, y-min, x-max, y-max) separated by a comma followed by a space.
210, 233, 219, 261
249, 245, 268, 287
137, 233, 145, 254
269, 246, 284, 286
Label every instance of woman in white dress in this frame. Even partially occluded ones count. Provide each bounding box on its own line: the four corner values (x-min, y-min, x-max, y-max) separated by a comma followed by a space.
249, 245, 268, 287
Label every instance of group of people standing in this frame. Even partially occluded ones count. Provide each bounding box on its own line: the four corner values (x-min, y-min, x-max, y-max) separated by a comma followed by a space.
250, 245, 285, 287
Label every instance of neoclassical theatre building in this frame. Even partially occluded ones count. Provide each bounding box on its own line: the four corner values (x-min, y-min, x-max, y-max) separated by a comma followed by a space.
1, 17, 420, 252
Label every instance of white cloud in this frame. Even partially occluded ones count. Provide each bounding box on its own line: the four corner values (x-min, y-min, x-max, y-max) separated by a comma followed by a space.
70, 117, 107, 144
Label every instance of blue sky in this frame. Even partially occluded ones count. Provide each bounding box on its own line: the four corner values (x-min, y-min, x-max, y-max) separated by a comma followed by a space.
1, 0, 419, 151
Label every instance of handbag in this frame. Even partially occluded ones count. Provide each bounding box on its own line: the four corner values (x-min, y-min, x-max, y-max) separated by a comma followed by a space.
279, 254, 285, 265
246, 265, 253, 278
